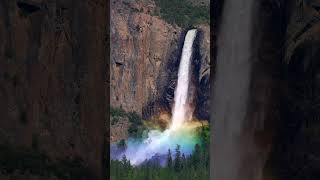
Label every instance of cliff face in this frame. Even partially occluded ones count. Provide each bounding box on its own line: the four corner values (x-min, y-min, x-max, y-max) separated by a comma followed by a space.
110, 0, 181, 116
110, 0, 211, 119
0, 0, 107, 179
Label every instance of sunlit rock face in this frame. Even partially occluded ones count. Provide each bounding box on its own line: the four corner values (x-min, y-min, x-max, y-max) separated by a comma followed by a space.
110, 0, 210, 120
110, 0, 182, 116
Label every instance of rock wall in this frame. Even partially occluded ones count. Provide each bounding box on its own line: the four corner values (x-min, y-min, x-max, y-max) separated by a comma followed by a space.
110, 0, 181, 115
110, 0, 211, 120
0, 0, 108, 179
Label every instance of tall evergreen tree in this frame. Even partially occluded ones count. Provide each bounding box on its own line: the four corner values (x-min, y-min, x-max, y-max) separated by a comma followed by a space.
181, 153, 186, 169
167, 149, 173, 169
192, 144, 201, 169
174, 144, 181, 172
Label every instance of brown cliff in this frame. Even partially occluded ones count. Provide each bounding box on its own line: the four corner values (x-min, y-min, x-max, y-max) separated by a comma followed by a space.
110, 0, 211, 120
110, 0, 182, 115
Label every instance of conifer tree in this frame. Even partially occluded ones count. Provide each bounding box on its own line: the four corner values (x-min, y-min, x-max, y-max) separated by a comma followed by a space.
181, 153, 186, 169
167, 149, 173, 169
192, 144, 201, 169
174, 144, 181, 172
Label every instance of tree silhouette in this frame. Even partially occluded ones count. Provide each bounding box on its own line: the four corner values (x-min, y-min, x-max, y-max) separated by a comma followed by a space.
174, 144, 181, 172
192, 144, 201, 169
167, 149, 173, 169
181, 153, 186, 169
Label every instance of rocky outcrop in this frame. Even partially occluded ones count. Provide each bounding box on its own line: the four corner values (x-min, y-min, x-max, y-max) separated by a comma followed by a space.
110, 116, 130, 142
195, 25, 210, 120
0, 0, 107, 179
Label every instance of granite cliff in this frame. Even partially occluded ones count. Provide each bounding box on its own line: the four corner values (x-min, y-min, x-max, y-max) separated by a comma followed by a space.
110, 0, 211, 120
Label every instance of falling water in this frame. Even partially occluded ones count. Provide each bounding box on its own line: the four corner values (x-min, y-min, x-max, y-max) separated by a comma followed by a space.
171, 29, 197, 130
211, 0, 256, 180
113, 29, 199, 165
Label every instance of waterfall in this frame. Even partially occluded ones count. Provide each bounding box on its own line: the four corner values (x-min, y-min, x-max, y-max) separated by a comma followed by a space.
211, 0, 256, 180
117, 29, 199, 165
171, 29, 197, 130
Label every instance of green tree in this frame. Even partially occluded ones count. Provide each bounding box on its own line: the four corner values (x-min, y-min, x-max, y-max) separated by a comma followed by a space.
192, 144, 201, 169
174, 144, 181, 172
121, 155, 131, 171
167, 149, 173, 169
181, 153, 186, 170
117, 139, 127, 150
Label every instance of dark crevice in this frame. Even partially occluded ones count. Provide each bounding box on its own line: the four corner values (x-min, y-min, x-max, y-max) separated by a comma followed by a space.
17, 1, 42, 15
115, 62, 123, 66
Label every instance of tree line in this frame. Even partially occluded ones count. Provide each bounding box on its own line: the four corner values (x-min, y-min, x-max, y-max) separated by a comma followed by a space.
110, 126, 210, 180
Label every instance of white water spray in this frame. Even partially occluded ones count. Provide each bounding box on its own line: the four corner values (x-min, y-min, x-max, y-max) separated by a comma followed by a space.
171, 29, 197, 130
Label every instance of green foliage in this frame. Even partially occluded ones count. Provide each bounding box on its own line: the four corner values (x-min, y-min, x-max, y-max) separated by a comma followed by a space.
153, 0, 210, 27
167, 149, 172, 169
110, 142, 210, 180
127, 112, 145, 137
110, 107, 127, 117
117, 139, 127, 150
174, 145, 181, 172
199, 125, 210, 147
191, 144, 201, 169
110, 110, 210, 179
111, 107, 146, 138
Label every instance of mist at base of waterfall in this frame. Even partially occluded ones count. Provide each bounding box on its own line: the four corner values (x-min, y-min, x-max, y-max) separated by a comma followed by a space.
111, 121, 206, 166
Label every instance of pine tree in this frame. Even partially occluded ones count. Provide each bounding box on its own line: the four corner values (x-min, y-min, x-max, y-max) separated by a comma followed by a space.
117, 139, 127, 150
192, 144, 201, 169
167, 149, 173, 169
181, 153, 186, 169
174, 144, 181, 172
122, 155, 128, 166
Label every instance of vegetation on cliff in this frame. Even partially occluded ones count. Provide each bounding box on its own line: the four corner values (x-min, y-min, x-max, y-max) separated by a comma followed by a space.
153, 0, 210, 27
111, 107, 146, 138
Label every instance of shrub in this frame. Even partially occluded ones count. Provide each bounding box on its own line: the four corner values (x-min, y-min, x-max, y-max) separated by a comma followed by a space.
110, 107, 127, 117
110, 107, 146, 138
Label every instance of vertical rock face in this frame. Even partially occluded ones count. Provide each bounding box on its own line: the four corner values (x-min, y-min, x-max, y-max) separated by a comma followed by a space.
195, 25, 211, 120
110, 0, 211, 119
110, 0, 182, 115
0, 0, 107, 179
